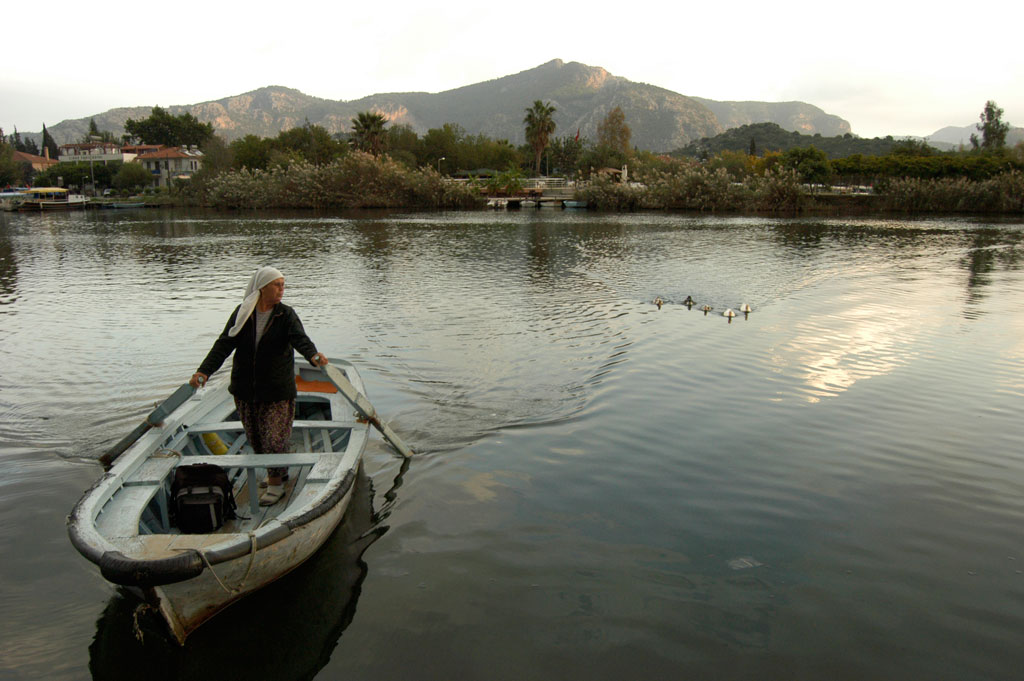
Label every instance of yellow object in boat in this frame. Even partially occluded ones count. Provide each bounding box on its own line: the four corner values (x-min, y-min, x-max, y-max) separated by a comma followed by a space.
202, 432, 228, 455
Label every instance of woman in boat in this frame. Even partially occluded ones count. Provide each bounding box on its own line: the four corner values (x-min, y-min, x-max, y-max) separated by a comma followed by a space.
189, 266, 327, 506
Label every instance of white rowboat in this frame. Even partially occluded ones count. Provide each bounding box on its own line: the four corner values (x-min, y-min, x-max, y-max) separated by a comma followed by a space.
68, 357, 370, 644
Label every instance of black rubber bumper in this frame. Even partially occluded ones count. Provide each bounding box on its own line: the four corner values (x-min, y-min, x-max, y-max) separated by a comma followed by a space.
99, 550, 205, 587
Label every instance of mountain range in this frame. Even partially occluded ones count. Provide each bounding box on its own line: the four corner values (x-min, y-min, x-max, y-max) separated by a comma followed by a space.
30, 60, 1017, 154
42, 60, 851, 153
925, 124, 1024, 148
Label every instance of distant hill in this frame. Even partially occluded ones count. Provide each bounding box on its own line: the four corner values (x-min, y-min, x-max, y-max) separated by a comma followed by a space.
691, 98, 850, 137
37, 60, 853, 153
926, 124, 1024, 148
350, 60, 725, 152
675, 122, 900, 159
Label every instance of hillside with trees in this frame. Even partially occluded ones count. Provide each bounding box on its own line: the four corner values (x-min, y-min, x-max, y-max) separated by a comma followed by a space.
691, 99, 850, 136
35, 60, 850, 153
9, 96, 1022, 217
676, 123, 901, 159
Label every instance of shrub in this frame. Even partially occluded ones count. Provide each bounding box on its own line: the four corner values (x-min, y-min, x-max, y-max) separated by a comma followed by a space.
880, 170, 1024, 213
195, 153, 482, 209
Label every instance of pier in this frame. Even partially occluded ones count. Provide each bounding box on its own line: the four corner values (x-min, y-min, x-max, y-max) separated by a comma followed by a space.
449, 176, 586, 209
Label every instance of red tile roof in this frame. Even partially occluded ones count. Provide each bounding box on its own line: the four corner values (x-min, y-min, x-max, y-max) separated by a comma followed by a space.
136, 147, 198, 160
12, 150, 59, 165
121, 144, 163, 154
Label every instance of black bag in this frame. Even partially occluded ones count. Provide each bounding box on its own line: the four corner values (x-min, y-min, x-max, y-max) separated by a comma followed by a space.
171, 463, 236, 534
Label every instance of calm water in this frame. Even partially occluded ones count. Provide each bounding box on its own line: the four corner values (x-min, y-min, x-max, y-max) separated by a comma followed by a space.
1, 208, 1023, 680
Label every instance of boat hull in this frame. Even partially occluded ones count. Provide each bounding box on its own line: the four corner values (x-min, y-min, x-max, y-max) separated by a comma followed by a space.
148, 471, 356, 643
68, 357, 369, 644
20, 198, 89, 210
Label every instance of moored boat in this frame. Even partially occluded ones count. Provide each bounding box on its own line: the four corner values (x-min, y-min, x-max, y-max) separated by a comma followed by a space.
67, 357, 370, 644
100, 201, 146, 209
15, 187, 89, 210
0, 188, 30, 211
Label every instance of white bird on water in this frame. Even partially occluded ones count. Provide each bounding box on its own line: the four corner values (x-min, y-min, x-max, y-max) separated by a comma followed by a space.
740, 303, 752, 313
700, 304, 713, 312
722, 308, 737, 318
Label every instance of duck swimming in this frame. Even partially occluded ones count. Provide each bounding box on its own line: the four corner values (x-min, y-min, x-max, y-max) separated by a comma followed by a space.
683, 295, 695, 307
722, 308, 736, 318
740, 303, 752, 313
654, 297, 664, 309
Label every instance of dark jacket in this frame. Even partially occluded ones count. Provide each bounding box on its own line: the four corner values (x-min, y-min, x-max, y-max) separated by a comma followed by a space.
197, 302, 318, 403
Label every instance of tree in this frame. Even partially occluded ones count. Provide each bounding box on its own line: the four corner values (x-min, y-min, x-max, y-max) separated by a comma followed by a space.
230, 135, 273, 170
523, 100, 556, 175
124, 106, 214, 147
421, 123, 463, 171
754, 150, 784, 175
970, 100, 1010, 151
41, 124, 59, 160
33, 160, 118, 189
83, 118, 116, 144
0, 139, 20, 186
7, 126, 38, 155
890, 139, 936, 156
709, 150, 755, 180
275, 122, 345, 165
597, 107, 631, 157
1013, 140, 1024, 165
782, 146, 831, 186
549, 135, 584, 177
197, 135, 233, 175
113, 162, 154, 191
350, 112, 388, 156
384, 124, 420, 168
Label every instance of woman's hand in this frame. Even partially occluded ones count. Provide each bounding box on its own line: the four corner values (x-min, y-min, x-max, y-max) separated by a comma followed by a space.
189, 372, 209, 388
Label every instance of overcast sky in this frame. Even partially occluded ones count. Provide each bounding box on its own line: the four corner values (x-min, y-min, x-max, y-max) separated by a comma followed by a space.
4, 0, 1022, 141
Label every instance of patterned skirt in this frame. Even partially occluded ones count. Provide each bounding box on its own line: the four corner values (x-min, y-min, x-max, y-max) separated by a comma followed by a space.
234, 398, 295, 478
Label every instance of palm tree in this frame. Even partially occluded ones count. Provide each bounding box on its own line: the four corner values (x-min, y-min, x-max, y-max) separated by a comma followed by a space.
351, 111, 388, 156
523, 100, 556, 175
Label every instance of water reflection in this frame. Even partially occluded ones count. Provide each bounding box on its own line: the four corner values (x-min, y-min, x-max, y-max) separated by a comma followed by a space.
2, 209, 1024, 680
772, 221, 831, 251
961, 229, 1024, 315
0, 224, 17, 307
769, 219, 1024, 321
88, 468, 381, 680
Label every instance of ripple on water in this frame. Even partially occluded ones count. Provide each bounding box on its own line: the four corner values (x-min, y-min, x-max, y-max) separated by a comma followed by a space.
5, 210, 1024, 680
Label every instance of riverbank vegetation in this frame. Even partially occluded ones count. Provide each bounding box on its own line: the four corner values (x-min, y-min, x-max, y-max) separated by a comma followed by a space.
193, 152, 480, 209
3, 101, 1021, 214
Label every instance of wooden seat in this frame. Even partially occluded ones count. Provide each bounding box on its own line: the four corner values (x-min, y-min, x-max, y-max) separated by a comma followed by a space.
181, 453, 327, 468
187, 420, 354, 433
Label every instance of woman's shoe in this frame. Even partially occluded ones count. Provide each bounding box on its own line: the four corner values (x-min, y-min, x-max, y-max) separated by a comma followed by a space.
259, 484, 285, 506
258, 473, 289, 489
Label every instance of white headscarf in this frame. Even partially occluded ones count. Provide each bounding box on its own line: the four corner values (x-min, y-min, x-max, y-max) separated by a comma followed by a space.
228, 266, 284, 337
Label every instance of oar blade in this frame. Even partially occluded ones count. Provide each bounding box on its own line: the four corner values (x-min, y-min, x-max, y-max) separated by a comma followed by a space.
321, 364, 414, 458
98, 383, 196, 468
149, 383, 197, 425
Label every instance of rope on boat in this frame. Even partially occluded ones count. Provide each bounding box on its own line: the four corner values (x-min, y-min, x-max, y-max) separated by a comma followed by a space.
165, 448, 264, 594
131, 603, 157, 642
197, 531, 260, 595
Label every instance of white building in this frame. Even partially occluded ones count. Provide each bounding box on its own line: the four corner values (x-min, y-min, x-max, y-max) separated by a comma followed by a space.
58, 142, 123, 164
136, 147, 203, 188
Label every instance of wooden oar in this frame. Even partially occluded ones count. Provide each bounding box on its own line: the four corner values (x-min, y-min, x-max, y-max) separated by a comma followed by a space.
98, 383, 196, 468
320, 363, 414, 458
